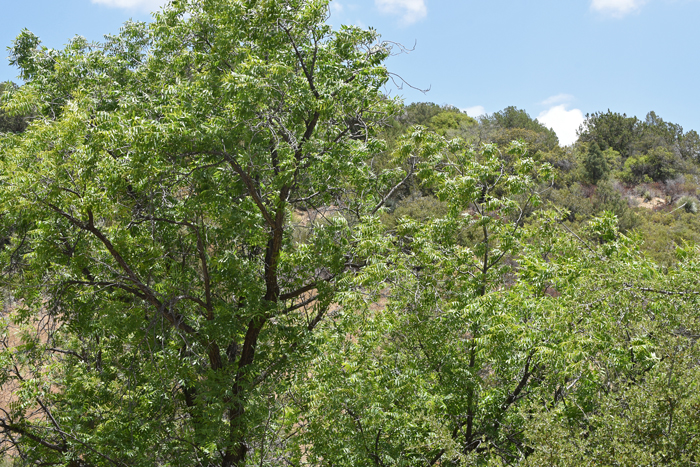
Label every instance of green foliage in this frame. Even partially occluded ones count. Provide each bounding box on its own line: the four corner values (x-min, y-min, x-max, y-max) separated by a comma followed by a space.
647, 146, 683, 181
678, 195, 698, 214
0, 1, 405, 465
636, 111, 685, 154
544, 181, 638, 233
3, 2, 700, 466
379, 193, 449, 229
522, 245, 700, 466
488, 106, 554, 134
583, 142, 609, 184
383, 103, 476, 142
428, 110, 476, 136
297, 142, 563, 465
479, 106, 559, 149
578, 110, 639, 158
399, 102, 447, 126
635, 208, 700, 265
579, 110, 697, 184
679, 129, 700, 162
620, 147, 683, 183
600, 146, 622, 175
0, 82, 28, 134
621, 153, 653, 184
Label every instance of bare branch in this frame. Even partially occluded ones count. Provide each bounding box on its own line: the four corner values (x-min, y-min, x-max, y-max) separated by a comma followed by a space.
371, 162, 416, 215
280, 23, 319, 99
624, 284, 700, 296
279, 282, 319, 301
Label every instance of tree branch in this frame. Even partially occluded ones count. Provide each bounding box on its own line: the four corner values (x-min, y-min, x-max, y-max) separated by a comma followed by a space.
370, 162, 416, 215
0, 420, 65, 454
44, 203, 196, 334
624, 284, 700, 296
281, 24, 319, 99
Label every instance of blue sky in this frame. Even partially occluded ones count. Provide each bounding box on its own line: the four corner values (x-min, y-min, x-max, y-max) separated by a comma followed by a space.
3, 0, 700, 145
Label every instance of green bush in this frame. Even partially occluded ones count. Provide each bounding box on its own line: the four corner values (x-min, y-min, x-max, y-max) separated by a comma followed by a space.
677, 195, 698, 214
380, 194, 449, 229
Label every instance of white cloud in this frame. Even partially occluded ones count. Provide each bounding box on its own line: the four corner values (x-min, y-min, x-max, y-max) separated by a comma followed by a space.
540, 93, 574, 107
538, 104, 585, 146
591, 0, 646, 17
462, 105, 485, 118
90, 0, 167, 11
375, 0, 427, 25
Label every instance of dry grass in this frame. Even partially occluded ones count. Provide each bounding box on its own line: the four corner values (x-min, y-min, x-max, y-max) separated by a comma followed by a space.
632, 195, 666, 210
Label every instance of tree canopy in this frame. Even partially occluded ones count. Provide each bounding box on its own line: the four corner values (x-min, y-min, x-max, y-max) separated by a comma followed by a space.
2, 1, 700, 466
0, 1, 405, 465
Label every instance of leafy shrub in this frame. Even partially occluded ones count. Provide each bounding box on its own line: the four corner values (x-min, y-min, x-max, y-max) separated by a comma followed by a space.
678, 195, 698, 214
380, 194, 449, 229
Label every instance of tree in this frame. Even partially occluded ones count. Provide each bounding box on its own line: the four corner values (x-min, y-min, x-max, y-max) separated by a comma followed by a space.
297, 191, 700, 466
522, 242, 700, 466
466, 107, 559, 154
387, 103, 476, 139
4, 2, 700, 466
427, 111, 476, 136
621, 146, 681, 183
294, 140, 566, 465
398, 102, 454, 127
0, 1, 409, 465
0, 82, 28, 134
486, 106, 559, 148
488, 106, 542, 132
679, 129, 700, 162
577, 110, 639, 159
583, 142, 609, 184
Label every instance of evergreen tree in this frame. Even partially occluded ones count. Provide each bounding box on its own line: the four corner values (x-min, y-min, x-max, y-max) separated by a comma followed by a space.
584, 141, 609, 184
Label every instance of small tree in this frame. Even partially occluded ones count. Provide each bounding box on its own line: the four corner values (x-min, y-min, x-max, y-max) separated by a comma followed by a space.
583, 141, 609, 184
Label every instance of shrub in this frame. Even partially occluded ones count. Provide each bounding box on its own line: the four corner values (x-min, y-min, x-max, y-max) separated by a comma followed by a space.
678, 196, 698, 214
